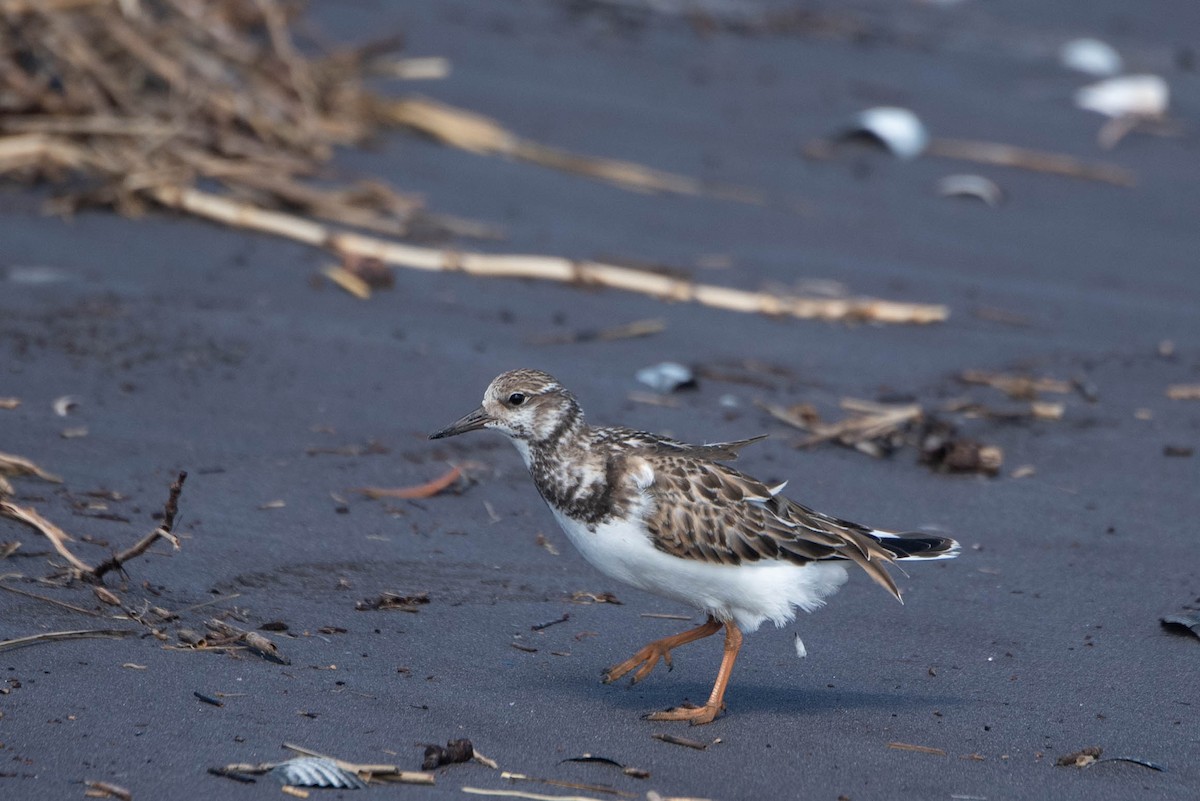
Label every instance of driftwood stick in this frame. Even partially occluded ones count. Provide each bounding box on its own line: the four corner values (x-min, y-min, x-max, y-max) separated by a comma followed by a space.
93, 471, 186, 579
148, 185, 948, 324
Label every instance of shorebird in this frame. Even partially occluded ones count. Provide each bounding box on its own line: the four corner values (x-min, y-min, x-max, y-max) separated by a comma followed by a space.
430, 369, 959, 724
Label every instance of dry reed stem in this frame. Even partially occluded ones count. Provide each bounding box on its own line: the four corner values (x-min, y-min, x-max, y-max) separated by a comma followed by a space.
148, 184, 948, 323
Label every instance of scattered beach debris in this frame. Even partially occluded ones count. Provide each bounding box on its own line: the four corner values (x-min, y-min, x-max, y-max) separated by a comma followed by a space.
760, 397, 921, 457
651, 732, 710, 751
0, 397, 21, 409
570, 591, 622, 605
204, 619, 290, 664
0, 471, 186, 582
52, 395, 80, 417
213, 744, 435, 787
793, 633, 807, 658
1161, 613, 1200, 640
936, 174, 1003, 207
83, 780, 132, 801
0, 541, 19, 559
536, 532, 560, 556
511, 642, 539, 654
273, 757, 368, 790
1056, 746, 1103, 768
355, 591, 430, 612
1163, 445, 1193, 458
353, 465, 465, 500
1092, 756, 1167, 772
562, 755, 650, 779
1060, 38, 1123, 77
532, 613, 570, 632
422, 738, 477, 770
194, 691, 224, 708
842, 106, 929, 160
1076, 75, 1169, 119
0, 450, 62, 485
918, 420, 1004, 476
526, 318, 665, 346
385, 95, 759, 202
887, 741, 947, 756
0, 628, 134, 653
1166, 385, 1200, 401
636, 362, 697, 393
502, 770, 635, 797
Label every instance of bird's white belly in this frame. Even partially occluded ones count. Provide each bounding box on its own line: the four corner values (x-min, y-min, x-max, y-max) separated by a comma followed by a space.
549, 507, 848, 632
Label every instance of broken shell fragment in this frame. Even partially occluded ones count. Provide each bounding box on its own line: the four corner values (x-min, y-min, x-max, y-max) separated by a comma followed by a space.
272, 757, 367, 790
936, 174, 1003, 207
1075, 75, 1168, 118
1060, 38, 1123, 77
843, 107, 929, 160
635, 362, 696, 393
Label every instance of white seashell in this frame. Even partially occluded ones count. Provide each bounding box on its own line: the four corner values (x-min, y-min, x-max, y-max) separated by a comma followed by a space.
935, 174, 1003, 207
635, 362, 695, 393
272, 757, 367, 790
794, 633, 808, 658
847, 107, 929, 160
1059, 38, 1123, 77
1075, 75, 1168, 118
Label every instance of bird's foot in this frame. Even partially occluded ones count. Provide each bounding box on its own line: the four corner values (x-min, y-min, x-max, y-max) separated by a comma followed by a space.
645, 701, 723, 726
602, 640, 674, 685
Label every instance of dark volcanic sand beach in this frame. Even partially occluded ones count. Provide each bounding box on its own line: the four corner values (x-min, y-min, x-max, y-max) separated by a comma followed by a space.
2, 1, 1199, 799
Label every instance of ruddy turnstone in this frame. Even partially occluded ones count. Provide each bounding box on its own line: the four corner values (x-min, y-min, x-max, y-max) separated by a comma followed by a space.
431, 368, 959, 725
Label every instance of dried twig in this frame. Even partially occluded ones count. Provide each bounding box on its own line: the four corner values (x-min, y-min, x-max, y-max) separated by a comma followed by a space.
0, 450, 62, 484
352, 466, 463, 500
925, 138, 1136, 187
83, 780, 132, 801
92, 471, 186, 579
0, 628, 134, 652
1167, 385, 1200, 401
150, 184, 949, 324
0, 581, 103, 616
0, 500, 94, 575
463, 789, 607, 801
887, 741, 947, 756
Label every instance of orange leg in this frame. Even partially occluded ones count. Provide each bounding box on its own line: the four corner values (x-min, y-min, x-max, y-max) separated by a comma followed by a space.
646, 621, 743, 725
603, 616, 721, 685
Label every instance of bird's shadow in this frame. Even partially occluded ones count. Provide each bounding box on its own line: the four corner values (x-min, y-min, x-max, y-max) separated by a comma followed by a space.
543, 669, 964, 718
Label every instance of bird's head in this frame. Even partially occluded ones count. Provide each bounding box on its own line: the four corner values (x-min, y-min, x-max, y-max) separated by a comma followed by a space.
429, 369, 581, 445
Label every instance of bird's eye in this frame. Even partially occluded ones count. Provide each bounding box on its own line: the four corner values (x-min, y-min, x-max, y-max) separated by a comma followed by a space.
508, 392, 526, 406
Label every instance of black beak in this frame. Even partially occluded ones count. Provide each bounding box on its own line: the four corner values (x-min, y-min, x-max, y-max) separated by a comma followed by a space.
429, 406, 492, 439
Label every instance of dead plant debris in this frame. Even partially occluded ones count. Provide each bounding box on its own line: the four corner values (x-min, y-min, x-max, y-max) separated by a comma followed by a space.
1056, 746, 1103, 767
0, 471, 187, 582
0, 628, 134, 653
83, 780, 132, 801
887, 741, 947, 756
1167, 385, 1200, 401
352, 466, 464, 500
501, 771, 634, 798
570, 591, 622, 605
355, 591, 430, 612
562, 755, 650, 780
0, 2, 942, 325
421, 738, 476, 771
215, 743, 435, 787
651, 732, 710, 751
204, 619, 290, 664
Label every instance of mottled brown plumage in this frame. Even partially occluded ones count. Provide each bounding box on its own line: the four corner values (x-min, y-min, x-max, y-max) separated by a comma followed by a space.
431, 368, 960, 724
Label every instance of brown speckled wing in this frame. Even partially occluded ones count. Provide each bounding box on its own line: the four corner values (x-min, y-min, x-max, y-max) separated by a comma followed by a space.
641, 455, 903, 599
597, 427, 767, 462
